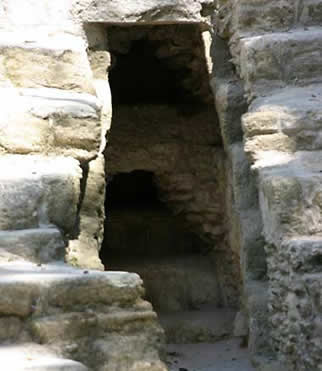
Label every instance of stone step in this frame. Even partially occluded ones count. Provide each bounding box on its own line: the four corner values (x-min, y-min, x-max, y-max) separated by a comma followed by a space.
0, 87, 101, 159
0, 31, 94, 93
0, 154, 81, 234
159, 306, 236, 343
0, 344, 89, 371
230, 0, 322, 36
242, 84, 322, 158
30, 309, 159, 344
255, 150, 322, 245
0, 262, 143, 318
0, 228, 64, 264
239, 27, 322, 96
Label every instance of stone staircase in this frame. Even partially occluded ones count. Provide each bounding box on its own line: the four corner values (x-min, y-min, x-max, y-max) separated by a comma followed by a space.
214, 0, 322, 369
0, 155, 166, 370
0, 28, 166, 371
221, 1, 322, 369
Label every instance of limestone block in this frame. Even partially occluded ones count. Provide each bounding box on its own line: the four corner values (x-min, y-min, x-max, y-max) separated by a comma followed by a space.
77, 0, 214, 25
231, 1, 295, 35
0, 33, 94, 93
0, 228, 65, 264
239, 28, 322, 96
257, 151, 322, 245
0, 87, 101, 159
31, 309, 158, 343
0, 155, 81, 233
243, 85, 322, 153
0, 262, 143, 317
244, 133, 296, 160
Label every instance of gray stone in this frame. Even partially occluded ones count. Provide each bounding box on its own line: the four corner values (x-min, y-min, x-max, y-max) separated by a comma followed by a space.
0, 155, 81, 233
0, 228, 65, 263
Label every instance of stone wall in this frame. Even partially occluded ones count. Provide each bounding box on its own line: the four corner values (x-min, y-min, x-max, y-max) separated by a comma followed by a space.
2, 0, 322, 370
213, 0, 322, 369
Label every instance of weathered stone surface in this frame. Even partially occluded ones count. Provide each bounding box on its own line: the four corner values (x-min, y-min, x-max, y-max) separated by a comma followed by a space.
0, 155, 81, 233
0, 262, 143, 317
2, 0, 322, 370
67, 155, 105, 270
257, 151, 322, 245
227, 0, 322, 36
243, 85, 322, 156
77, 0, 215, 26
210, 35, 247, 148
106, 103, 240, 306
88, 50, 112, 153
0, 88, 101, 159
31, 309, 158, 343
0, 33, 94, 93
0, 228, 64, 264
265, 236, 322, 370
239, 28, 322, 97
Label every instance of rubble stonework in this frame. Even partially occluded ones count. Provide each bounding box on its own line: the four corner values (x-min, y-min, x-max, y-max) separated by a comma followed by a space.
0, 0, 322, 370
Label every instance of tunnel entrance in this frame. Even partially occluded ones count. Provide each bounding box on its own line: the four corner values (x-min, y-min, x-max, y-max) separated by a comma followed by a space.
100, 24, 241, 345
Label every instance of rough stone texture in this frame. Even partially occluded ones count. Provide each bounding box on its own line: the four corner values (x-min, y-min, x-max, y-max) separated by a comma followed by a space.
106, 103, 240, 307
67, 155, 106, 270
0, 228, 65, 264
0, 262, 166, 370
0, 88, 102, 160
0, 155, 81, 233
2, 0, 322, 370
0, 33, 94, 93
0, 4, 165, 369
215, 0, 322, 369
238, 28, 322, 99
77, 0, 215, 27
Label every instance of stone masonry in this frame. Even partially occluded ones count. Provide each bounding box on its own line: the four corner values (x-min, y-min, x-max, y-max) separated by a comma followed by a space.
1, 0, 322, 370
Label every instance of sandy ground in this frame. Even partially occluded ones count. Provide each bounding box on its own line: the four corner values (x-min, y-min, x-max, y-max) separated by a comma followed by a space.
166, 338, 256, 371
